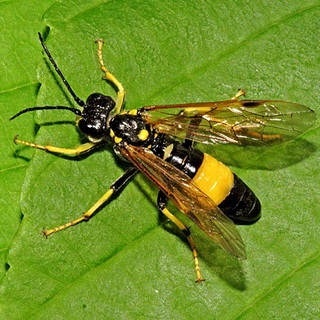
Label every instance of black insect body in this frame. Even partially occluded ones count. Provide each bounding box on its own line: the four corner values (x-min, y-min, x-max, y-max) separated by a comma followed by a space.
11, 33, 316, 282
78, 93, 115, 141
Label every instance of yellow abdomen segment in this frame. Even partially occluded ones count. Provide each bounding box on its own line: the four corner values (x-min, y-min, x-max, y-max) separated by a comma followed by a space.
192, 153, 234, 205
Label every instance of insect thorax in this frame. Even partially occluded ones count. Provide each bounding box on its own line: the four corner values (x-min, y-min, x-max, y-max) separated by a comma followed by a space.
109, 113, 154, 146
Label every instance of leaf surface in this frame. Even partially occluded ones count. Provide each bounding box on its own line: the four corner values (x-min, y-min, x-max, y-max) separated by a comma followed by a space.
1, 1, 319, 319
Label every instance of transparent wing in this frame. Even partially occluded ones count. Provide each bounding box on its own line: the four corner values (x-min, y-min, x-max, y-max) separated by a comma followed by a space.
142, 100, 316, 145
119, 143, 246, 259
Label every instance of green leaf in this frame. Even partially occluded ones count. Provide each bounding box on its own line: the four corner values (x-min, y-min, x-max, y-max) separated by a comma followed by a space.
0, 0, 56, 283
1, 1, 319, 319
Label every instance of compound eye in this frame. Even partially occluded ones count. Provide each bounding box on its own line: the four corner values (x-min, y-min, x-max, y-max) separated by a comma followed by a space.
78, 93, 115, 141
78, 118, 106, 140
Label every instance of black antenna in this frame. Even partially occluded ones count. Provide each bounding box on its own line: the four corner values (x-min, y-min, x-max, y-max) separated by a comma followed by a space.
38, 32, 85, 107
10, 106, 82, 121
10, 33, 86, 121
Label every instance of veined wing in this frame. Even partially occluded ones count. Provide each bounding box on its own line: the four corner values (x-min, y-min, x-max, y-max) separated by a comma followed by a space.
119, 143, 246, 259
142, 100, 316, 145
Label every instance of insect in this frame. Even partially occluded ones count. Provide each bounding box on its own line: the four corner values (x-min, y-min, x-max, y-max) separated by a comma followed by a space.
11, 33, 316, 282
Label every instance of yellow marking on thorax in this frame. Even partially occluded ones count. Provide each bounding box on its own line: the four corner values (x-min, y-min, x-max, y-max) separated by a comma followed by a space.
119, 109, 138, 116
114, 136, 122, 144
137, 129, 149, 141
128, 109, 138, 115
110, 129, 122, 143
192, 153, 234, 205
163, 143, 174, 160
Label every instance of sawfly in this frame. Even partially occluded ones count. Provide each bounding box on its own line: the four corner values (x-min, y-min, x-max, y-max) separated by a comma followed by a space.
11, 33, 316, 281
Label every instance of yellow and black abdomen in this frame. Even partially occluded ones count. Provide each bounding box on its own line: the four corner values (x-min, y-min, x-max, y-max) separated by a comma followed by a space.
192, 153, 234, 205
165, 142, 261, 224
193, 153, 261, 224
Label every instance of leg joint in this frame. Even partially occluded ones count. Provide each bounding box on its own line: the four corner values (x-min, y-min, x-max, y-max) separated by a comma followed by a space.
182, 226, 191, 238
157, 191, 167, 210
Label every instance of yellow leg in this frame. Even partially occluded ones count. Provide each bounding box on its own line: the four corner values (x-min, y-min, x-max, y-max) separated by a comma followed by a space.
95, 39, 125, 114
231, 88, 246, 100
14, 135, 97, 155
161, 207, 205, 283
43, 167, 137, 236
43, 189, 114, 236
